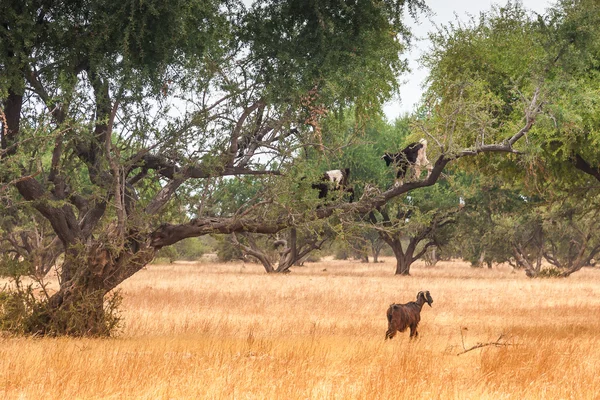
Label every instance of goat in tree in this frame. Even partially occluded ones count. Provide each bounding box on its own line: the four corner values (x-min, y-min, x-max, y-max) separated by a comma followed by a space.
385, 290, 433, 340
382, 139, 433, 186
311, 168, 354, 202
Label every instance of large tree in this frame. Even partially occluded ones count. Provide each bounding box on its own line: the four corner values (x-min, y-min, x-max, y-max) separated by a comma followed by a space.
422, 0, 600, 192
0, 0, 434, 335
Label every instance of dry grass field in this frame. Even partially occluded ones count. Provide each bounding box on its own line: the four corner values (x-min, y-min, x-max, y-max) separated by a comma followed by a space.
1, 257, 600, 399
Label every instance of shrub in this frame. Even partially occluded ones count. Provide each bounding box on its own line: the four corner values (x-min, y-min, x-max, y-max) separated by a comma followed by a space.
537, 267, 563, 278
215, 235, 245, 262
155, 237, 207, 263
0, 266, 122, 337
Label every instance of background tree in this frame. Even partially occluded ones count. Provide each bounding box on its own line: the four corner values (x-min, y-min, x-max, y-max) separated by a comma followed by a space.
417, 0, 600, 277
231, 225, 332, 273
1, 199, 61, 277
449, 173, 530, 268
370, 179, 462, 275
539, 198, 600, 277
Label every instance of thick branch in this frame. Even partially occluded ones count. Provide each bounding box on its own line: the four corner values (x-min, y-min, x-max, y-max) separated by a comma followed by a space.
231, 233, 275, 272
132, 154, 281, 181
15, 177, 81, 245
412, 240, 437, 263
1, 90, 22, 156
512, 244, 534, 271
228, 99, 265, 166
149, 100, 541, 249
151, 217, 289, 249
572, 154, 600, 182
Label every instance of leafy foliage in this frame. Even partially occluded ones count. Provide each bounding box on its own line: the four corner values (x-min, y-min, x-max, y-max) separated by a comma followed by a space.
1, 0, 431, 334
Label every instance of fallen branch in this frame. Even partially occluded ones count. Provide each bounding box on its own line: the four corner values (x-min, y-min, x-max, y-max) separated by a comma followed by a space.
457, 329, 515, 355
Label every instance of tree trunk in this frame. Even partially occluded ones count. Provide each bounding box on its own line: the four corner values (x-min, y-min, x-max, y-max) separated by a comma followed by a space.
394, 253, 412, 275
38, 279, 110, 336
29, 241, 155, 336
385, 238, 412, 275
424, 246, 438, 267
1, 90, 23, 154
378, 233, 415, 275
512, 245, 539, 278
290, 228, 299, 266
558, 260, 586, 277
372, 247, 380, 263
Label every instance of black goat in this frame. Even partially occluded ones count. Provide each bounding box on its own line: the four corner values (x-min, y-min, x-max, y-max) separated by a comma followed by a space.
385, 290, 433, 340
382, 138, 432, 186
311, 168, 354, 202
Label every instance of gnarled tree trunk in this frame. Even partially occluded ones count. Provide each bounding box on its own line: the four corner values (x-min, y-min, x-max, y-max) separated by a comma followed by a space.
29, 239, 156, 336
379, 236, 414, 275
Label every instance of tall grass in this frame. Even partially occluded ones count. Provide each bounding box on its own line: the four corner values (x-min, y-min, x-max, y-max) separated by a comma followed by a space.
1, 258, 599, 399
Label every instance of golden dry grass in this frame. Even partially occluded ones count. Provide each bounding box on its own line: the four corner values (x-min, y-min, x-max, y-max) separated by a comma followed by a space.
2, 257, 600, 399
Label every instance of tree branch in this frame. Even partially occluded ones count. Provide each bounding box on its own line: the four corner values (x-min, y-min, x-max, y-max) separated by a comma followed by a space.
572, 153, 600, 182
231, 232, 275, 272
412, 240, 437, 263
130, 154, 280, 181
149, 95, 542, 249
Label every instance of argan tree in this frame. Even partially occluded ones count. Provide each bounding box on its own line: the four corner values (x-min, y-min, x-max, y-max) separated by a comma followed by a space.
420, 0, 600, 278
231, 226, 332, 273
448, 174, 531, 268
370, 179, 463, 275
0, 200, 61, 277
0, 0, 434, 335
490, 197, 600, 278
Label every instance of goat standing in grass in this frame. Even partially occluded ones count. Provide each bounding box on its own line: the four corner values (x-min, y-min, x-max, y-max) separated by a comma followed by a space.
385, 291, 433, 340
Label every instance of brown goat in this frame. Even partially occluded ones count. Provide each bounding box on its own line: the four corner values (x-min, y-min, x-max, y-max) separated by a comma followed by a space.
385, 291, 433, 340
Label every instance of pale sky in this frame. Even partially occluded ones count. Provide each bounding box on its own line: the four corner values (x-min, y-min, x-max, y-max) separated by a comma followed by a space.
383, 0, 554, 120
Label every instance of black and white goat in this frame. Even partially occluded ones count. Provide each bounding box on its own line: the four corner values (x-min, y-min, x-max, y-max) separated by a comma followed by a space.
311, 168, 354, 202
382, 138, 433, 186
385, 290, 433, 340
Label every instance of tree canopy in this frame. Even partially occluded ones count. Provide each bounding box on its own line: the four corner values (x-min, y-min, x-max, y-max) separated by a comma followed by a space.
1, 0, 434, 335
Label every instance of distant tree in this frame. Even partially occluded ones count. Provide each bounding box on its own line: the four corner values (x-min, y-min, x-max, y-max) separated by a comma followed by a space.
450, 173, 600, 277
421, 0, 600, 278
499, 196, 600, 278
370, 180, 462, 275
0, 200, 60, 277
539, 199, 600, 277
448, 173, 530, 268
231, 226, 332, 273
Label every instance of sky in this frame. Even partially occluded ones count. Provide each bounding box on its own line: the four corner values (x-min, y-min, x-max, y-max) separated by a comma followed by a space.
383, 0, 554, 120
